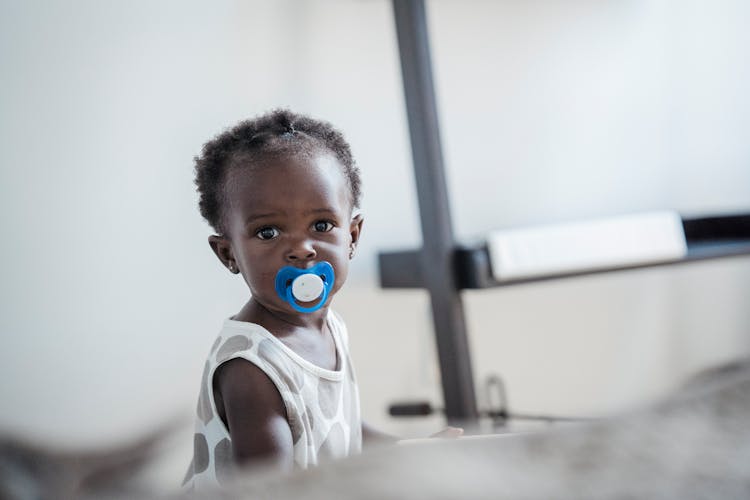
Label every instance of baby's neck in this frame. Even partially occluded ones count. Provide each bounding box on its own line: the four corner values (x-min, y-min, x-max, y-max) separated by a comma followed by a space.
233, 298, 328, 337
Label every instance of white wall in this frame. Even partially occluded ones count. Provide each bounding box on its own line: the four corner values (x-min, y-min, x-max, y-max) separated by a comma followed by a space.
1, 0, 749, 486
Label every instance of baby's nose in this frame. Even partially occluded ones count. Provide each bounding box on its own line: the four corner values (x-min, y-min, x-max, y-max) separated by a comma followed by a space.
285, 238, 317, 262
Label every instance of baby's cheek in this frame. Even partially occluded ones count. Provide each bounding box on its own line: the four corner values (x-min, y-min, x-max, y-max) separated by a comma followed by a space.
251, 269, 277, 294
332, 259, 350, 290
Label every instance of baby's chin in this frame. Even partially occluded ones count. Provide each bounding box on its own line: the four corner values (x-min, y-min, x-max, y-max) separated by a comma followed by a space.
256, 294, 334, 318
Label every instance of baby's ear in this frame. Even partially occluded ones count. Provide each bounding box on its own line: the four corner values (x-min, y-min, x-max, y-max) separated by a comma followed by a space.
349, 214, 364, 257
208, 235, 239, 274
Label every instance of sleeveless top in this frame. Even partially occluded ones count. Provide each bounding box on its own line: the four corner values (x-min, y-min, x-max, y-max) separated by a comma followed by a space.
183, 310, 362, 489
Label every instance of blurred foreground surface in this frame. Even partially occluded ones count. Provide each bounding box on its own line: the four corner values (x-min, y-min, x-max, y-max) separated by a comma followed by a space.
2, 358, 750, 499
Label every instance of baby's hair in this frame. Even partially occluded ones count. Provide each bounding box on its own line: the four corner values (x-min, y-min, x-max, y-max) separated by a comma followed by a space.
194, 109, 362, 235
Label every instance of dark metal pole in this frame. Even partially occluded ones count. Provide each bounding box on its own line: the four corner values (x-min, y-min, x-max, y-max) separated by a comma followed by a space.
391, 0, 478, 422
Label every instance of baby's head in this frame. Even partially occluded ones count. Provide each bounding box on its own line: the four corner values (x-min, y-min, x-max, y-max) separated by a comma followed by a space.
194, 109, 363, 315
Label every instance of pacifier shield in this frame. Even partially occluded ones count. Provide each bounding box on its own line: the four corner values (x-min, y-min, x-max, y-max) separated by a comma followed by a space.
274, 261, 335, 313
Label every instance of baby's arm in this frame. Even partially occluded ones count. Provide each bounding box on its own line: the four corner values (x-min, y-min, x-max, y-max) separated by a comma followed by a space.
214, 358, 294, 470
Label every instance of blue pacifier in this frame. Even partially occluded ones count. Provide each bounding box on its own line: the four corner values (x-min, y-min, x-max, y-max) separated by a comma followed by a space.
274, 261, 335, 313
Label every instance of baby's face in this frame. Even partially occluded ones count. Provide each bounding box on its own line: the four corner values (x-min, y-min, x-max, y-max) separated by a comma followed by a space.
222, 152, 359, 315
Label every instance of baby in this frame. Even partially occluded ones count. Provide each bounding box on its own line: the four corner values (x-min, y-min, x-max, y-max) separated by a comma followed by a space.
184, 110, 386, 489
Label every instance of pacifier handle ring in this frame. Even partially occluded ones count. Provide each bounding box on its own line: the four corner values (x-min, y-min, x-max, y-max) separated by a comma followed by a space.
285, 284, 329, 313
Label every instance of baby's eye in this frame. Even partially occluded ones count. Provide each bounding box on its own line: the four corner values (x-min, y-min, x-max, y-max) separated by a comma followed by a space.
255, 226, 280, 240
313, 220, 334, 233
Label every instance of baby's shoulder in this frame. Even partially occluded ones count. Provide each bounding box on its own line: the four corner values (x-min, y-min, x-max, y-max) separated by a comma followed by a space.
202, 320, 279, 369
328, 309, 351, 348
214, 356, 285, 408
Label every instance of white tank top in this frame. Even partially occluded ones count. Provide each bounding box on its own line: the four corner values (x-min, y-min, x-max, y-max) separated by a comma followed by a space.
184, 310, 362, 489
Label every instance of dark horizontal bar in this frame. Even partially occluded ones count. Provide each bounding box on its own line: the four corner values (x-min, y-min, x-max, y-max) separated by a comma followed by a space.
683, 213, 750, 241
378, 249, 423, 288
388, 401, 434, 417
461, 239, 750, 289
378, 214, 750, 290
